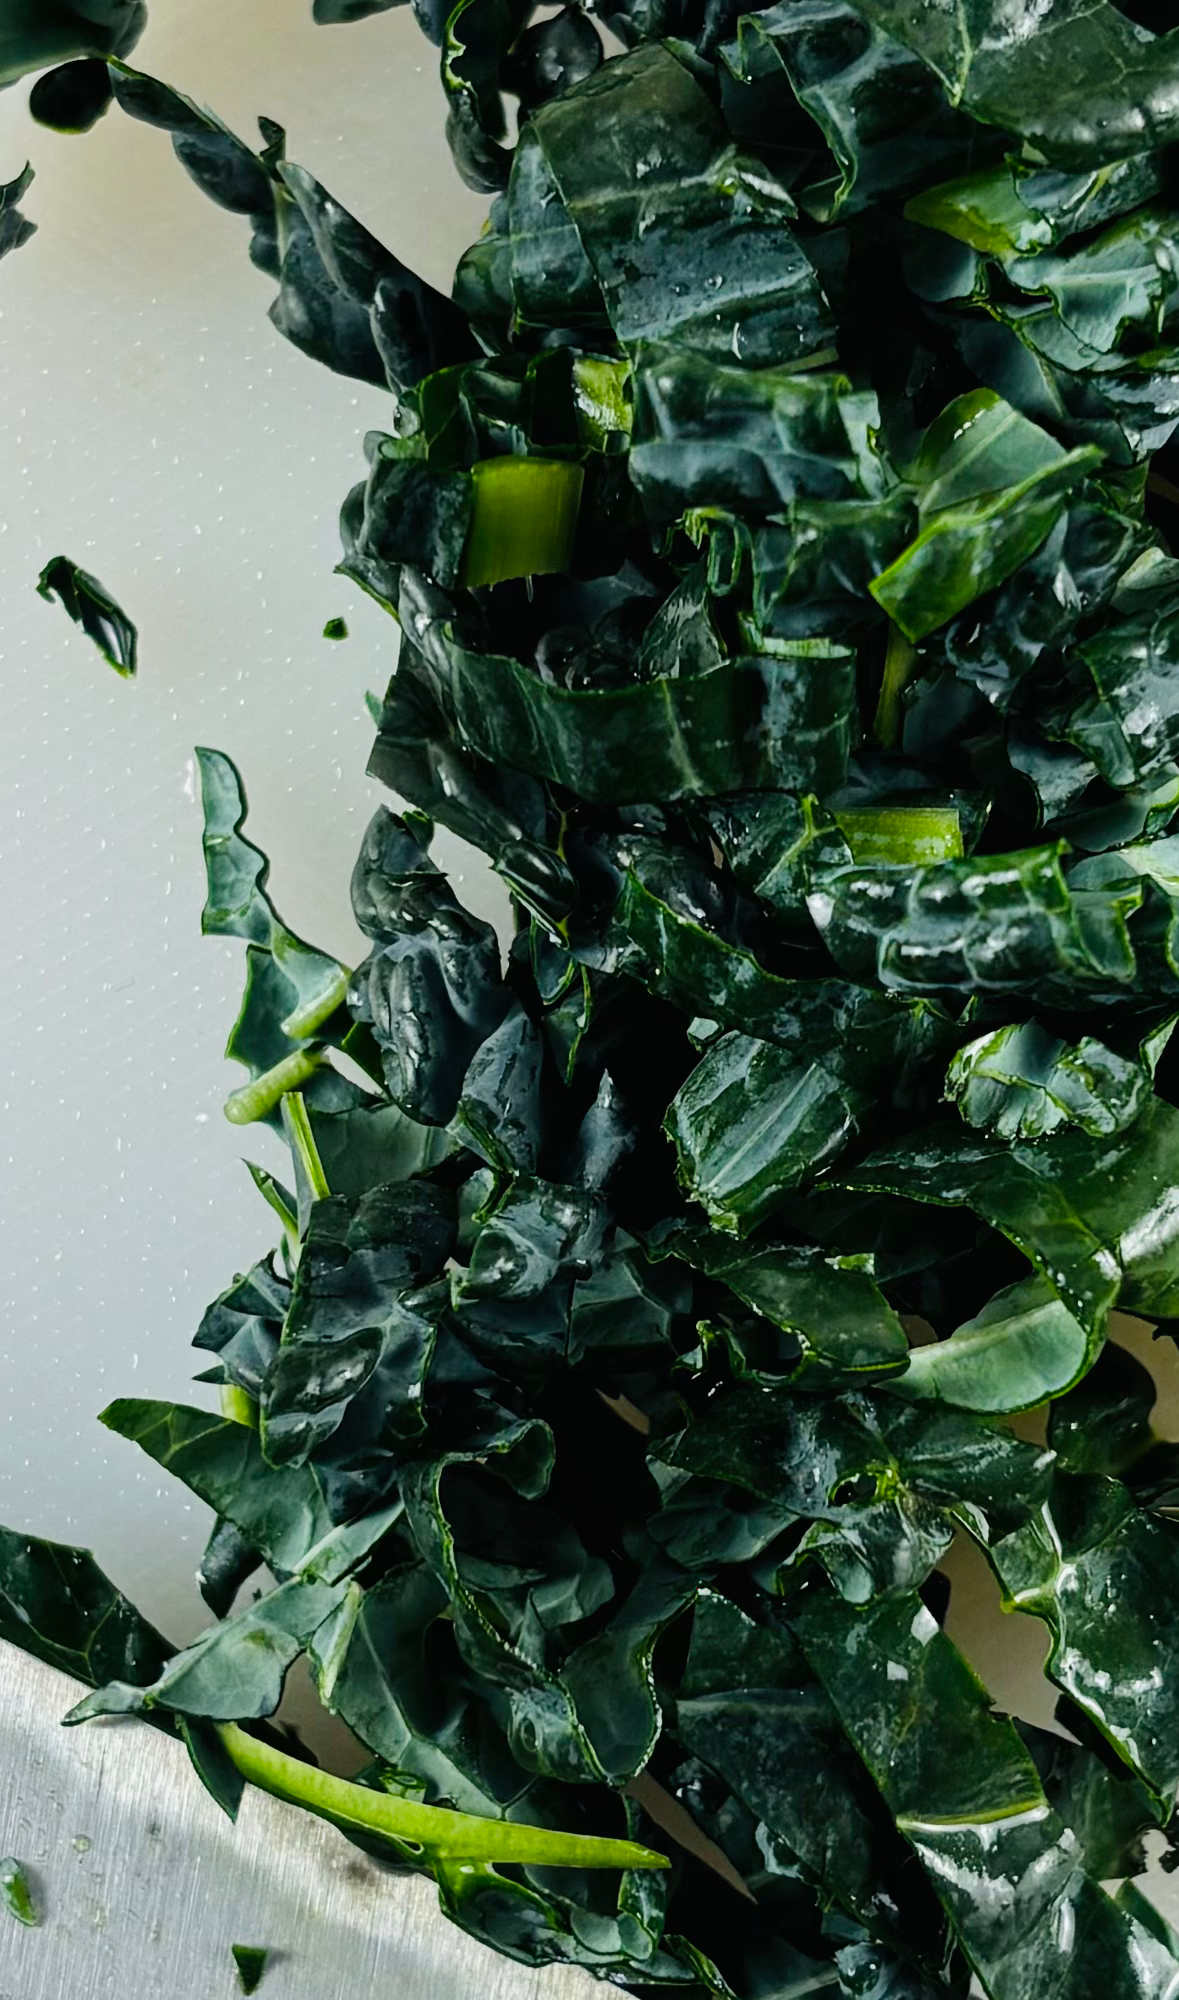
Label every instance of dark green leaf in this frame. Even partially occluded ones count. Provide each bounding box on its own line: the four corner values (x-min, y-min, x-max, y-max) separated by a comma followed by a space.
657, 1226, 908, 1380
629, 343, 883, 523
277, 161, 475, 392
0, 1860, 38, 1929
195, 748, 356, 1129
676, 1591, 914, 1931
661, 1385, 1047, 1565
561, 1566, 697, 1779
808, 843, 1141, 1002
261, 1181, 454, 1466
891, 1273, 1096, 1413
1048, 1339, 1158, 1478
945, 1018, 1165, 1141
905, 156, 1166, 260
309, 1566, 520, 1813
36, 555, 137, 675
450, 1002, 544, 1173
521, 43, 835, 365
504, 7, 601, 111
197, 1516, 261, 1620
312, 0, 402, 18
0, 1527, 169, 1688
1021, 1721, 1157, 1884
1058, 552, 1179, 789
0, 1, 143, 85
192, 1257, 287, 1403
441, 0, 531, 192
108, 66, 467, 390
844, 1098, 1179, 1329
29, 57, 112, 131
306, 1097, 455, 1194
347, 805, 507, 1123
868, 395, 1102, 642
454, 1175, 606, 1304
844, 0, 1179, 170
0, 162, 34, 259
231, 1945, 270, 1995
665, 991, 948, 1234
719, 0, 977, 221
365, 653, 576, 926
395, 571, 855, 805
794, 1587, 1179, 1997
99, 1398, 389, 1576
69, 1573, 350, 1724
992, 1475, 1179, 1809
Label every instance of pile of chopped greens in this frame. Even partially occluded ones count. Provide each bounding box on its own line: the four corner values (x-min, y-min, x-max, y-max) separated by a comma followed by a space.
11, 1, 1179, 1994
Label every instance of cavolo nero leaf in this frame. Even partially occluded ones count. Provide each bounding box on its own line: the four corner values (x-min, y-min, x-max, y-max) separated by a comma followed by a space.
944, 1016, 1173, 1142
794, 1587, 1179, 1998
195, 748, 360, 1129
16, 1, 1179, 1994
890, 1273, 1096, 1414
845, 1097, 1179, 1330
36, 554, 137, 674
0, 1527, 169, 1688
991, 1475, 1179, 1810
843, 0, 1179, 170
0, 162, 34, 259
231, 1946, 269, 1997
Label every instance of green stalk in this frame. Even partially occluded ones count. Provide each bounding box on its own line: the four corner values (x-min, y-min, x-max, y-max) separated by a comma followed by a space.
872, 622, 918, 748
216, 1724, 669, 1871
280, 965, 351, 1041
224, 1048, 324, 1127
836, 805, 963, 866
282, 1090, 331, 1201
460, 457, 584, 589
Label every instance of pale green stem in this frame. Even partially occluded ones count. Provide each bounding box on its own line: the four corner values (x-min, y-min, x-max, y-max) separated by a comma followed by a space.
461, 458, 584, 589
280, 966, 351, 1041
282, 1091, 331, 1202
873, 623, 918, 748
216, 1724, 668, 1871
224, 1049, 324, 1127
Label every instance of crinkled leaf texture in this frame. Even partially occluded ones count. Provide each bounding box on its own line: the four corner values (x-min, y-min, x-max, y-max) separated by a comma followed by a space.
13, 2, 1179, 1996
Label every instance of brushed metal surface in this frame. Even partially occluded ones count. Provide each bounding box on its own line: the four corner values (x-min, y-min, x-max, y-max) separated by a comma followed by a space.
0, 1640, 596, 2000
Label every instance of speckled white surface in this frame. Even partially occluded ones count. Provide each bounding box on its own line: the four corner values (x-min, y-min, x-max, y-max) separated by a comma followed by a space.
0, 1, 488, 1644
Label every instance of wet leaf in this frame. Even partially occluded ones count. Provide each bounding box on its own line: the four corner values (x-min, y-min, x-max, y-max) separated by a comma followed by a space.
36, 555, 137, 674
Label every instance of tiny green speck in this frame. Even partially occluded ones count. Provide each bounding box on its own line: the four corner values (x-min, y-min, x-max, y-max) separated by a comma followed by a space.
1, 1858, 39, 1927
323, 616, 349, 641
232, 1943, 270, 1993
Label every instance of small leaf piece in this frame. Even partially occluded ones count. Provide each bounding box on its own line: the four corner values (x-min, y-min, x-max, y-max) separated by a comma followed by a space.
0, 1860, 38, 1929
0, 163, 35, 260
232, 1945, 269, 1995
37, 555, 137, 675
